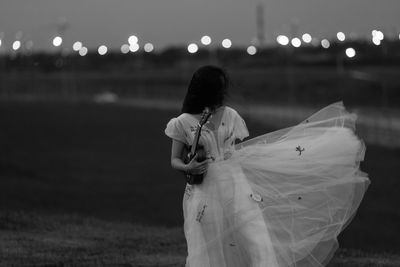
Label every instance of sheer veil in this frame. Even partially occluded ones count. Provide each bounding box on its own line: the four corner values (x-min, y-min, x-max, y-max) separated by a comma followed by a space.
226, 101, 370, 266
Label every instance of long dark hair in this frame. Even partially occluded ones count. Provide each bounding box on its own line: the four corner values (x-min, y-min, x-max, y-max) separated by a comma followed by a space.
181, 65, 229, 114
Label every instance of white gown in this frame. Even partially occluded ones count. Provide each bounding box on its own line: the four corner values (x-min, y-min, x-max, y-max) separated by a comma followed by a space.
164, 102, 370, 267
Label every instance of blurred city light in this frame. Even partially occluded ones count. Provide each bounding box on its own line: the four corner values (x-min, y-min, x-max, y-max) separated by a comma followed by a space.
222, 38, 232, 48
372, 38, 381, 46
72, 41, 83, 51
276, 35, 289, 46
12, 40, 21, 50
121, 44, 130, 54
246, 45, 257, 55
0, 27, 397, 57
337, 32, 346, 42
144, 43, 154, 52
321, 39, 330, 49
129, 43, 139, 52
345, 47, 356, 58
128, 35, 138, 44
371, 30, 384, 46
52, 36, 63, 47
371, 31, 380, 45
291, 37, 301, 47
79, 47, 88, 56
98, 45, 108, 55
374, 30, 384, 41
201, 35, 212, 45
302, 33, 312, 43
187, 43, 198, 53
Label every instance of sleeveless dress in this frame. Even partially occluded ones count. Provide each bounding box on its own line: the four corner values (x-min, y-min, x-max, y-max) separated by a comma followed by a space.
164, 102, 370, 267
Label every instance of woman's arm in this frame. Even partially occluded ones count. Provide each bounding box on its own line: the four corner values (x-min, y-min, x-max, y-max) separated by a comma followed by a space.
170, 139, 208, 174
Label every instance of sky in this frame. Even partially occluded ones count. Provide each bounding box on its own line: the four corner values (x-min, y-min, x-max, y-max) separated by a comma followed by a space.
0, 0, 399, 52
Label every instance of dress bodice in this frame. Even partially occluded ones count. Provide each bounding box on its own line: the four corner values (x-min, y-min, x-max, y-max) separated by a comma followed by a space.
165, 106, 249, 162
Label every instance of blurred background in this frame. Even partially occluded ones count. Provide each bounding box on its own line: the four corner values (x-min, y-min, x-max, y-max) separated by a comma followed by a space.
0, 0, 399, 266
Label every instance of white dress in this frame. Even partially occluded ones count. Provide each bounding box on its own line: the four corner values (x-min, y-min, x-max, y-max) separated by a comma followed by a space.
164, 102, 370, 267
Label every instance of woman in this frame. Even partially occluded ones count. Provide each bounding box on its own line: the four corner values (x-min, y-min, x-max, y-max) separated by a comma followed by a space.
164, 65, 370, 267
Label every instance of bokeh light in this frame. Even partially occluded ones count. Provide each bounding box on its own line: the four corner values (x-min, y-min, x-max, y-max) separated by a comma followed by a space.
321, 39, 330, 49
12, 40, 21, 50
0, 39, 2, 47
246, 45, 257, 55
372, 38, 381, 46
129, 43, 140, 52
201, 35, 212, 45
291, 37, 301, 47
144, 43, 154, 52
79, 47, 88, 56
187, 43, 198, 53
222, 39, 232, 48
121, 44, 130, 54
302, 33, 312, 43
374, 30, 384, 41
98, 45, 108, 55
128, 35, 138, 44
52, 36, 63, 47
72, 41, 83, 51
337, 32, 346, 42
276, 35, 289, 46
345, 47, 356, 58
371, 30, 384, 45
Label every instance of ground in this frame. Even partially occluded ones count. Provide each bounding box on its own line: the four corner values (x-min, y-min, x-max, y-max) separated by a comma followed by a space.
0, 100, 399, 266
1, 211, 400, 267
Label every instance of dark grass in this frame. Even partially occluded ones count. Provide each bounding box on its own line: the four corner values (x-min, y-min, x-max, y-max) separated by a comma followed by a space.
1, 211, 400, 267
0, 211, 187, 267
0, 101, 185, 226
0, 100, 399, 259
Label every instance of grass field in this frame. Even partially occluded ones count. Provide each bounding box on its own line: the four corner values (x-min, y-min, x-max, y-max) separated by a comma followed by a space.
1, 211, 400, 267
1, 100, 399, 265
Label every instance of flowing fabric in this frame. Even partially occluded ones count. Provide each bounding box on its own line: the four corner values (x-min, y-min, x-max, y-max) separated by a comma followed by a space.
165, 101, 370, 267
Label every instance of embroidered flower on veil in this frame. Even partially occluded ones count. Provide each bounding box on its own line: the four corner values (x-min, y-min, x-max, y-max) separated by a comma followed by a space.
296, 145, 305, 155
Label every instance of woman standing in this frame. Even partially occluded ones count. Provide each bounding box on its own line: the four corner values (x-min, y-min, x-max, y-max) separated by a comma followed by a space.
165, 65, 370, 267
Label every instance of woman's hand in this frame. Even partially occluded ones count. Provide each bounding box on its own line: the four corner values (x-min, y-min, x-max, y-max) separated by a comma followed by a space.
185, 153, 208, 174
